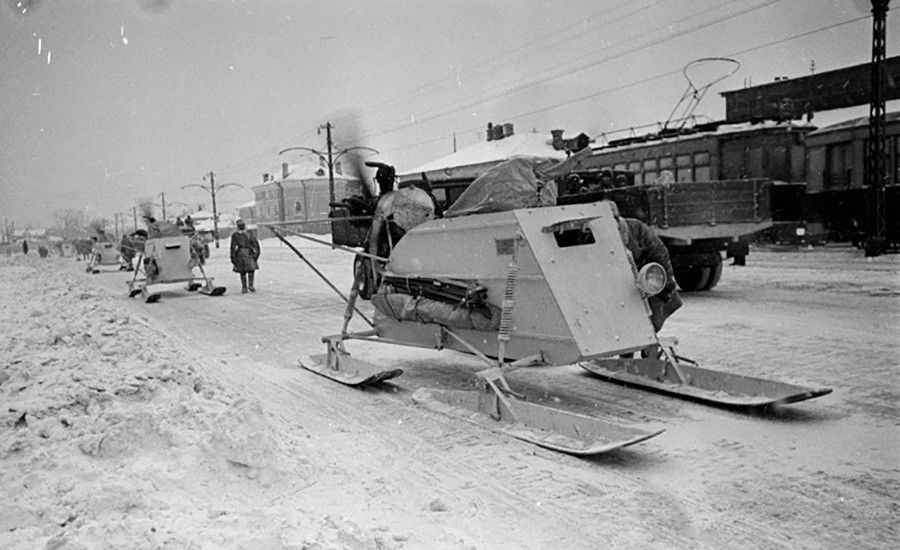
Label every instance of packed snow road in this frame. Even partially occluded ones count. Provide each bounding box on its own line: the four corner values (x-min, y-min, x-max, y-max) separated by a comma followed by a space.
3, 239, 897, 549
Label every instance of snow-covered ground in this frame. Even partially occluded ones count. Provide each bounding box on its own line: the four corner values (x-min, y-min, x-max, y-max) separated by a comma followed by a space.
1, 240, 898, 549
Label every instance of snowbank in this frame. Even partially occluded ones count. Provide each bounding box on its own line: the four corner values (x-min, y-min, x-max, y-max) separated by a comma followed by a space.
0, 255, 396, 549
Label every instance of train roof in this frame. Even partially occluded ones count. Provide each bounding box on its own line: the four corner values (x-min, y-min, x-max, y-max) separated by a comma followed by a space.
806, 111, 900, 136
593, 119, 816, 154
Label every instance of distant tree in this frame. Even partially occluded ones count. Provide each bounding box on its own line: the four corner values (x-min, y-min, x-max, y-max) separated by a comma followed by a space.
88, 217, 112, 240
53, 209, 88, 241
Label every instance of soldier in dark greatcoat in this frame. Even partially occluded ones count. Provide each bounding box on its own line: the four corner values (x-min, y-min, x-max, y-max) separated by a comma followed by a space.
608, 201, 682, 332
230, 219, 260, 293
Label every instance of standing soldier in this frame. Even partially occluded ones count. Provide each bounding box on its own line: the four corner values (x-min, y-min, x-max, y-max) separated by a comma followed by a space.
119, 233, 136, 271
230, 219, 260, 293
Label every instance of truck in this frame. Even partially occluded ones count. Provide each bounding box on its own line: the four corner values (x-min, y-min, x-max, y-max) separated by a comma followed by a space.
554, 170, 773, 291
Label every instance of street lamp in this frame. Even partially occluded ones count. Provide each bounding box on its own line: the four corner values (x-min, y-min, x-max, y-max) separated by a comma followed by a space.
279, 121, 378, 204
182, 172, 243, 248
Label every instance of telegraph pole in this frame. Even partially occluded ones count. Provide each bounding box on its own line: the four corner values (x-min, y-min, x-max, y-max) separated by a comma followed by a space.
323, 122, 335, 204
159, 192, 167, 221
132, 206, 137, 231
209, 173, 219, 248
182, 172, 243, 249
280, 122, 378, 207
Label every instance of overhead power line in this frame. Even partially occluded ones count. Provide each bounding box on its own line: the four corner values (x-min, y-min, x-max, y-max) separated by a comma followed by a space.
380, 13, 877, 158
213, 0, 759, 179
361, 0, 784, 142
210, 2, 658, 178
364, 0, 668, 114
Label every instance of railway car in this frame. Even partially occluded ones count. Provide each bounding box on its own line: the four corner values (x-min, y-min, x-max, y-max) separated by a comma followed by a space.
804, 111, 900, 248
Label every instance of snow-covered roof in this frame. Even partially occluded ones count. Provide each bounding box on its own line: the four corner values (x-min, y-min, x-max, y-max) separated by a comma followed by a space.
189, 210, 215, 220
276, 157, 361, 182
193, 212, 237, 232
400, 133, 568, 179
12, 228, 47, 238
593, 119, 817, 155
238, 200, 256, 209
807, 110, 900, 136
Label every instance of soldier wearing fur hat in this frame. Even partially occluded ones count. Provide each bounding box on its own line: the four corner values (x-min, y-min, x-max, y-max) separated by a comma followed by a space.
230, 219, 260, 293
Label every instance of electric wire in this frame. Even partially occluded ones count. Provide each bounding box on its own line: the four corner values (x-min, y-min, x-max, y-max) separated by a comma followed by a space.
360, 0, 784, 141
377, 12, 878, 158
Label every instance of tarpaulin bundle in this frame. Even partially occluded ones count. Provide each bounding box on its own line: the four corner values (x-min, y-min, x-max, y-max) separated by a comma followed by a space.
443, 157, 557, 218
371, 291, 500, 332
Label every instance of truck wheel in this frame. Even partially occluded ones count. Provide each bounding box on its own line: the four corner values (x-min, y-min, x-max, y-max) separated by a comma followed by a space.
701, 257, 723, 290
674, 266, 710, 292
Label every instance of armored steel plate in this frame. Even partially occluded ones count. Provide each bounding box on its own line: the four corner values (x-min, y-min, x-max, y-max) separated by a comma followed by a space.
514, 203, 658, 357
580, 358, 832, 407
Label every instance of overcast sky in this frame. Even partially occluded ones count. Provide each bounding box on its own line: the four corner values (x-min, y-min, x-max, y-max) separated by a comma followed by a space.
1, 0, 896, 227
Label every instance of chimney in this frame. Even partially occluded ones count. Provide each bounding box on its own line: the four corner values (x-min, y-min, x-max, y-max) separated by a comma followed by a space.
503, 123, 514, 137
486, 122, 494, 142
282, 162, 290, 180
492, 124, 504, 141
262, 173, 269, 183
550, 129, 565, 150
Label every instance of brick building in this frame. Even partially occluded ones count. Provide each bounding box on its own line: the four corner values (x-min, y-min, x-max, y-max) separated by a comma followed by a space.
252, 159, 362, 235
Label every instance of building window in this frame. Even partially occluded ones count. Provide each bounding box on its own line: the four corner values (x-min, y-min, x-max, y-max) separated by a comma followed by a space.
642, 159, 657, 171
613, 163, 627, 171
747, 146, 764, 177
675, 155, 692, 182
659, 157, 674, 170
334, 161, 342, 175
694, 166, 711, 182
826, 142, 852, 188
627, 161, 642, 185
294, 201, 303, 214
693, 152, 711, 182
766, 145, 790, 181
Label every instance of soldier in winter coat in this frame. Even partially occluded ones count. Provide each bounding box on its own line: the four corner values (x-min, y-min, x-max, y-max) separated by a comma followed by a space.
608, 201, 682, 332
230, 219, 260, 293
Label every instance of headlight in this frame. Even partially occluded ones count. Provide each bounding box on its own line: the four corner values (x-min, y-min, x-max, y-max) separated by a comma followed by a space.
637, 262, 667, 296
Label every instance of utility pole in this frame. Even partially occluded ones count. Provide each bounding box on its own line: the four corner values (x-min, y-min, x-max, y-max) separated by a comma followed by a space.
182, 172, 243, 249
132, 206, 137, 232
209, 173, 218, 247
323, 121, 335, 204
159, 192, 167, 221
280, 121, 378, 208
866, 0, 890, 257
